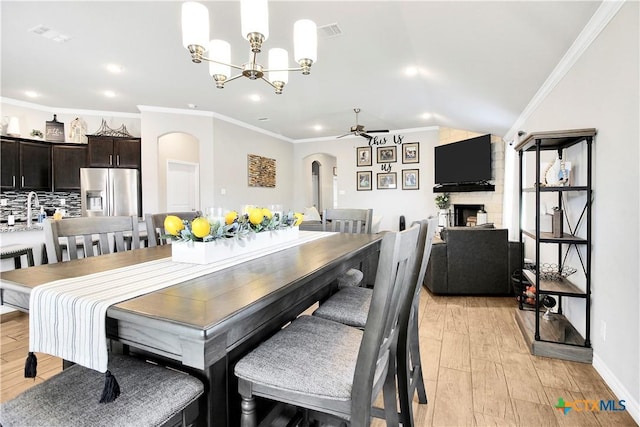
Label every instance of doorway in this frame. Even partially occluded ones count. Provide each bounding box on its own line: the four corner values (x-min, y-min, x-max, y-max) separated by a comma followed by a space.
166, 160, 199, 212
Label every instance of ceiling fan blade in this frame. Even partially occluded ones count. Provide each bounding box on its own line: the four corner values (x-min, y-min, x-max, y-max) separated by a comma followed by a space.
366, 129, 389, 133
336, 133, 352, 138
360, 133, 373, 140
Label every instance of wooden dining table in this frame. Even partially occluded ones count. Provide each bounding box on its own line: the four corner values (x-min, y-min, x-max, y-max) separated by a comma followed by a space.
0, 232, 382, 427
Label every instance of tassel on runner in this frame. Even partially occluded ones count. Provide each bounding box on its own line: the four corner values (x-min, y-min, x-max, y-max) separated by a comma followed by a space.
99, 370, 121, 403
24, 352, 37, 378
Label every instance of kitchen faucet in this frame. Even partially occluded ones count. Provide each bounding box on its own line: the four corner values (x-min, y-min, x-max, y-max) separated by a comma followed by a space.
26, 191, 40, 227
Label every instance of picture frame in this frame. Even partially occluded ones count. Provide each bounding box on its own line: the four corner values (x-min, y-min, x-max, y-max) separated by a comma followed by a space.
402, 169, 419, 190
377, 172, 397, 189
402, 142, 419, 164
357, 171, 372, 191
356, 146, 372, 167
376, 146, 397, 163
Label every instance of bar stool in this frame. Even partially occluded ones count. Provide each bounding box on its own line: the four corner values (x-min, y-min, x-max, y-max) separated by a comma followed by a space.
0, 244, 35, 269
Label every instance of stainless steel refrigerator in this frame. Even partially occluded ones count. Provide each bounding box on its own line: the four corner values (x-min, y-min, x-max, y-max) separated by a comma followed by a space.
80, 168, 140, 217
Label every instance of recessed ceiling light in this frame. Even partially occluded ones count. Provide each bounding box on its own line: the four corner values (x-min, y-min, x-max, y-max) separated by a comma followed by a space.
25, 91, 39, 98
404, 66, 419, 77
187, 103, 197, 109
249, 94, 261, 102
258, 117, 270, 121
421, 112, 432, 120
104, 90, 116, 98
313, 125, 323, 131
106, 64, 123, 73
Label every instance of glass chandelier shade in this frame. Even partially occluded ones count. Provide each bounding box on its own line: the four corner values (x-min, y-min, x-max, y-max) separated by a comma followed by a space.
181, 0, 317, 94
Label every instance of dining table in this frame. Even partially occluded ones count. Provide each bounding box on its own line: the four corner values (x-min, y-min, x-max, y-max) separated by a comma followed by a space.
0, 231, 382, 427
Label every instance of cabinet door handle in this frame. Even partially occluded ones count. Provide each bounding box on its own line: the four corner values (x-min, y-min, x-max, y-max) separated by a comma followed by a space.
13, 176, 16, 187
21, 176, 24, 187
117, 155, 120, 166
109, 154, 113, 165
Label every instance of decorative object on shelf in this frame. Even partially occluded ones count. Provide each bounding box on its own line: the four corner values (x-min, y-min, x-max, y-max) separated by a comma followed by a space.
476, 209, 488, 225
435, 192, 450, 210
6, 116, 21, 137
402, 169, 419, 190
356, 146, 372, 167
164, 208, 303, 264
543, 157, 572, 186
91, 119, 134, 137
45, 114, 65, 142
376, 172, 396, 189
376, 146, 397, 163
69, 117, 88, 144
402, 142, 419, 164
541, 295, 557, 320
247, 154, 276, 187
356, 171, 372, 191
181, 0, 317, 94
538, 263, 577, 281
30, 129, 43, 139
552, 207, 563, 237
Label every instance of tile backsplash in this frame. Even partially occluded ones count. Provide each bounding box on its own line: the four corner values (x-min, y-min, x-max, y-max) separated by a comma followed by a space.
0, 191, 81, 221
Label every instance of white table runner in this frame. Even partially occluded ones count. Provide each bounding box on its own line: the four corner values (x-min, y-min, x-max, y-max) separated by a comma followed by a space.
29, 231, 333, 372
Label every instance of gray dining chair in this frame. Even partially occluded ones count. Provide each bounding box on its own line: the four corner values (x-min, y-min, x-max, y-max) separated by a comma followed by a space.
234, 223, 421, 427
313, 218, 437, 426
144, 211, 200, 247
44, 216, 142, 263
322, 208, 374, 288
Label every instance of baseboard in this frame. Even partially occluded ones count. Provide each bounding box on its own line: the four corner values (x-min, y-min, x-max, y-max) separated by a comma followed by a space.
592, 353, 640, 425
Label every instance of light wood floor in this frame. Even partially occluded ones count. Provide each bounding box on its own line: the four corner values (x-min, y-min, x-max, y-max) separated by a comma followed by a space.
1, 290, 637, 426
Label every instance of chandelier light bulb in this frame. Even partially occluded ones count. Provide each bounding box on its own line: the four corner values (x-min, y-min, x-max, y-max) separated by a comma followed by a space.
269, 48, 289, 93
209, 40, 231, 88
241, 0, 269, 47
294, 19, 317, 65
182, 2, 209, 52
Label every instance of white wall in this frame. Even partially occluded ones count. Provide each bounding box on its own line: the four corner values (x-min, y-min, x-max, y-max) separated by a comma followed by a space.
293, 129, 439, 231
507, 2, 639, 421
140, 108, 295, 215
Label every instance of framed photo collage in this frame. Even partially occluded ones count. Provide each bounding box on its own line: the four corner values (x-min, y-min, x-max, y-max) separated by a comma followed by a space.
356, 142, 419, 191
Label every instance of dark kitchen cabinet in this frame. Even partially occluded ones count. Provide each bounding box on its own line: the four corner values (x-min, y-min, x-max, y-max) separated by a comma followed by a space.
1, 137, 52, 191
53, 144, 88, 190
87, 136, 141, 168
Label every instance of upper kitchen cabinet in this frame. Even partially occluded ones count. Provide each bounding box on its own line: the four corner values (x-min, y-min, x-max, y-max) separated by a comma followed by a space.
52, 144, 88, 191
1, 137, 52, 191
87, 136, 141, 169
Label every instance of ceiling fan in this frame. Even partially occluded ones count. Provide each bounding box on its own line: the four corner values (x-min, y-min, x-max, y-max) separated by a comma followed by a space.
337, 108, 389, 139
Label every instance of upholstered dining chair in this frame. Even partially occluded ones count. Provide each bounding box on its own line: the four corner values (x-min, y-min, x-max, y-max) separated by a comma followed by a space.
313, 218, 437, 426
322, 208, 373, 233
44, 216, 142, 263
144, 211, 199, 247
234, 223, 421, 427
322, 208, 374, 288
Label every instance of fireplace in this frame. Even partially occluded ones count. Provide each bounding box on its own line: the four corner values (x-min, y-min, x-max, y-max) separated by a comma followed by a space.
453, 204, 484, 226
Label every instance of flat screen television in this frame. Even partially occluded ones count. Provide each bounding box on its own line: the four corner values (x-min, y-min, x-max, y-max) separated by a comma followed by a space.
434, 134, 492, 185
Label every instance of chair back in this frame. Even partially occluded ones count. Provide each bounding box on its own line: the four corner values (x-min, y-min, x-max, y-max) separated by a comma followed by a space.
322, 208, 373, 233
44, 216, 140, 263
350, 223, 421, 425
144, 211, 199, 247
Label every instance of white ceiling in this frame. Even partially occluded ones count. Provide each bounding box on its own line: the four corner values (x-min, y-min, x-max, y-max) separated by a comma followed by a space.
1, 1, 602, 141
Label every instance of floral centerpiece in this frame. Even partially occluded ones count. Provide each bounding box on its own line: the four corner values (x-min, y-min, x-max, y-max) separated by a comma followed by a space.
435, 193, 450, 210
165, 207, 304, 264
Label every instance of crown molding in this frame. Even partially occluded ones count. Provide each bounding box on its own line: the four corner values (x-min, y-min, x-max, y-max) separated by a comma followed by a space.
504, 0, 626, 141
1, 97, 140, 119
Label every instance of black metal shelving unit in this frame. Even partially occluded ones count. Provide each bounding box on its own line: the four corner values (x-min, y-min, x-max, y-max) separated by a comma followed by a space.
514, 128, 596, 363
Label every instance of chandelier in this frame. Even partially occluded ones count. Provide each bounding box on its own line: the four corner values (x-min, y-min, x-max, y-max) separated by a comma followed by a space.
181, 0, 317, 94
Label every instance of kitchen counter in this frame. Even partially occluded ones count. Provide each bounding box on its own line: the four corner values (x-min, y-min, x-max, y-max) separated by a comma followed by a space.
0, 223, 44, 233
